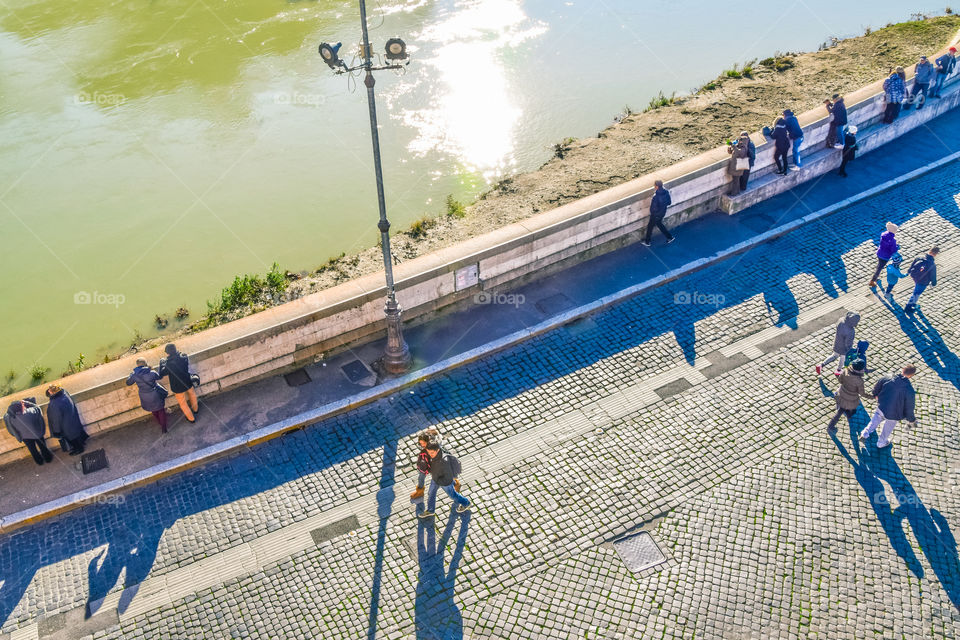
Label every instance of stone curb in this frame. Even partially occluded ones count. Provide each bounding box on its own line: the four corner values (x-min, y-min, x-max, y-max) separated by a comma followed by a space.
2, 150, 959, 535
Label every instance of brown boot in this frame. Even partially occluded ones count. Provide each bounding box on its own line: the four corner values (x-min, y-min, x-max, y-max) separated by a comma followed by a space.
454, 479, 461, 492
410, 487, 424, 499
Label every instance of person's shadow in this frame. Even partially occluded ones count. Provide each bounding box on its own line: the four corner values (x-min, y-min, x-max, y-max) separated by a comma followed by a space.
898, 307, 960, 394
85, 523, 161, 617
414, 507, 469, 640
832, 416, 960, 609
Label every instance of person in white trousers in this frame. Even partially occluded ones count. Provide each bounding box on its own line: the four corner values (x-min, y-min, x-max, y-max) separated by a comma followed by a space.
859, 364, 917, 449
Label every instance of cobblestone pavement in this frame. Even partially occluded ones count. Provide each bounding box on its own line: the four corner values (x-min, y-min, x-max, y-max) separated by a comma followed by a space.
3, 164, 960, 639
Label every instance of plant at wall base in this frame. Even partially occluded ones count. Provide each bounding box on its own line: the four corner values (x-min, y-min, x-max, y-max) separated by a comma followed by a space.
175, 307, 190, 319
645, 91, 676, 112
29, 365, 50, 383
155, 315, 169, 329
407, 216, 436, 239
445, 195, 467, 218
131, 329, 144, 348
723, 64, 742, 78
75, 353, 86, 372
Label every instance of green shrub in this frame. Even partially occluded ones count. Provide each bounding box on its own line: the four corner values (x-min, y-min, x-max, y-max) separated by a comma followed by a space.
445, 195, 466, 218
645, 91, 675, 111
29, 365, 50, 383
407, 216, 436, 239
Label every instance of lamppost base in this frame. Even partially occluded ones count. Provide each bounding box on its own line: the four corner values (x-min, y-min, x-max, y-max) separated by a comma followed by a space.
381, 296, 411, 375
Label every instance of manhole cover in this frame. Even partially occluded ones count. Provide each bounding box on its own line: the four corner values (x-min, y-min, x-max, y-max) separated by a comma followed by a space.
535, 292, 575, 316
340, 359, 375, 385
81, 449, 108, 475
283, 368, 312, 387
613, 531, 666, 573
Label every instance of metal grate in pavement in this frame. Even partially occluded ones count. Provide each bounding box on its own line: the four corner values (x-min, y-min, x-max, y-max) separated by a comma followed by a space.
613, 531, 666, 573
80, 449, 108, 475
340, 359, 375, 386
283, 368, 312, 387
310, 515, 360, 545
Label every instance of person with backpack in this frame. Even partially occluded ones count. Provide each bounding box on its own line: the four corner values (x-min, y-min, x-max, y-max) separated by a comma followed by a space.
931, 47, 957, 98
4, 398, 54, 466
45, 385, 88, 456
827, 359, 871, 433
641, 180, 674, 245
883, 252, 906, 301
418, 442, 472, 518
869, 222, 899, 288
844, 340, 873, 374
769, 117, 791, 175
126, 358, 169, 433
904, 246, 940, 314
816, 312, 860, 377
158, 343, 200, 423
859, 364, 918, 449
782, 109, 804, 168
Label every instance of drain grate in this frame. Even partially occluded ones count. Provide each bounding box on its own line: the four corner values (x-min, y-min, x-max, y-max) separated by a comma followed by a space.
80, 449, 108, 475
283, 368, 312, 387
340, 359, 375, 385
613, 531, 666, 573
310, 515, 360, 545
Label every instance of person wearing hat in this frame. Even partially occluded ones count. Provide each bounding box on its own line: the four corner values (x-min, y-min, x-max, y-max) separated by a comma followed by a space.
836, 124, 858, 177
126, 358, 170, 433
726, 131, 755, 195
869, 222, 899, 288
781, 109, 804, 168
932, 47, 958, 98
824, 93, 847, 149
882, 68, 906, 123
158, 343, 199, 423
827, 359, 871, 433
4, 397, 54, 465
904, 55, 935, 110
46, 385, 88, 455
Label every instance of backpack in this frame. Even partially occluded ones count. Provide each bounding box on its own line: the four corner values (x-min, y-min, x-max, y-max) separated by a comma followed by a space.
844, 340, 869, 368
908, 256, 929, 283
448, 455, 462, 478
416, 451, 431, 475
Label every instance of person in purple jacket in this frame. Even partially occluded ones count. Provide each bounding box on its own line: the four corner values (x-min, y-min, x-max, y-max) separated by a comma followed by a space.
869, 222, 900, 288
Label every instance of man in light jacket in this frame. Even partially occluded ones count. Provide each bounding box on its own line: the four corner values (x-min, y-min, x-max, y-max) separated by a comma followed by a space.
932, 47, 957, 98
904, 55, 936, 110
4, 398, 54, 465
904, 246, 940, 314
859, 365, 918, 449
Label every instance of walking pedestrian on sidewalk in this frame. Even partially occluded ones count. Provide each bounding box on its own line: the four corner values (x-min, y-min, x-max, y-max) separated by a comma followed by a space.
904, 55, 935, 110
816, 311, 860, 377
782, 109, 804, 168
868, 222, 900, 288
825, 94, 847, 148
418, 442, 472, 518
769, 117, 791, 175
859, 364, 917, 449
641, 180, 674, 245
126, 359, 170, 433
904, 246, 940, 314
836, 125, 858, 177
883, 252, 906, 301
45, 385, 88, 456
726, 132, 755, 196
410, 428, 461, 499
827, 359, 871, 433
4, 398, 54, 465
931, 47, 957, 98
158, 343, 199, 423
882, 69, 906, 123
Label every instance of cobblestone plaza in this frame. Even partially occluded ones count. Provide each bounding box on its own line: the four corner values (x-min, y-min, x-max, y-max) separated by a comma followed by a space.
3, 165, 960, 638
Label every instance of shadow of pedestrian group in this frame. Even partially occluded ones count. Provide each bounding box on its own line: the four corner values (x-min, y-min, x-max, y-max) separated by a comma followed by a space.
414, 508, 470, 640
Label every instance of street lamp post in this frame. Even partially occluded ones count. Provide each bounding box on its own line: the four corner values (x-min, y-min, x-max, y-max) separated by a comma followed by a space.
319, 2, 411, 375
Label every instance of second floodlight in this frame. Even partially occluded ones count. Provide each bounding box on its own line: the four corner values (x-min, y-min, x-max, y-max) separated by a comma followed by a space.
384, 37, 408, 61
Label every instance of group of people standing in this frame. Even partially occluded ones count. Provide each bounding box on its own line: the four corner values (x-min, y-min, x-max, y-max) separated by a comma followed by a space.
4, 386, 89, 466
882, 48, 957, 123
127, 343, 200, 434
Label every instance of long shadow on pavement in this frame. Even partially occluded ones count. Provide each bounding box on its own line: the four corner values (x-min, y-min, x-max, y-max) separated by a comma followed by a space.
414, 507, 469, 640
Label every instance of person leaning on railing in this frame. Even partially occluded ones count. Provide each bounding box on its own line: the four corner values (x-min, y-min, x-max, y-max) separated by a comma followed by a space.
726, 132, 755, 196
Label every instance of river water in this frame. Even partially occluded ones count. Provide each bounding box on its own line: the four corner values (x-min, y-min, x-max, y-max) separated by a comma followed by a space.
0, 0, 939, 386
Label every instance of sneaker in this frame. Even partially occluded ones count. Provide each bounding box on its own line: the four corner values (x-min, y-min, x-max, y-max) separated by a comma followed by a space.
640, 240, 651, 247
667, 236, 676, 244
456, 503, 472, 513
876, 441, 892, 449
834, 370, 841, 377
815, 365, 822, 375
418, 510, 435, 519
858, 433, 867, 443
833, 144, 844, 149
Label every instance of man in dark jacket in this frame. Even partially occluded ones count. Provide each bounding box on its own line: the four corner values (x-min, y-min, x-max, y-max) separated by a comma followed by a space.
641, 180, 674, 246
904, 55, 935, 110
904, 246, 940, 314
46, 385, 88, 455
836, 125, 858, 177
769, 117, 791, 175
158, 343, 199, 423
931, 47, 957, 98
4, 398, 54, 465
859, 365, 917, 449
418, 443, 472, 518
826, 94, 847, 148
782, 109, 804, 168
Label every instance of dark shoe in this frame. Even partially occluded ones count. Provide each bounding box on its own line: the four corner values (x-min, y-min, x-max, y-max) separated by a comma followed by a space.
186, 418, 196, 424
161, 426, 168, 434
904, 305, 915, 314
456, 503, 472, 513
827, 426, 837, 434
858, 433, 867, 443
68, 450, 81, 456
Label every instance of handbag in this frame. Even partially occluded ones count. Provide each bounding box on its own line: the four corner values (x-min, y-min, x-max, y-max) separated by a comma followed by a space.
735, 157, 750, 171
154, 382, 169, 399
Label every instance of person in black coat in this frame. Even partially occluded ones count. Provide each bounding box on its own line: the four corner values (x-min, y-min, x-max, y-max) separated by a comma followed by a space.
158, 343, 199, 423
4, 398, 54, 465
837, 125, 858, 177
45, 385, 89, 455
769, 118, 791, 175
641, 180, 675, 245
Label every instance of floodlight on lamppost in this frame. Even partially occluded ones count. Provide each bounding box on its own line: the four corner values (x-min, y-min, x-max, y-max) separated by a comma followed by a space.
318, 4, 412, 375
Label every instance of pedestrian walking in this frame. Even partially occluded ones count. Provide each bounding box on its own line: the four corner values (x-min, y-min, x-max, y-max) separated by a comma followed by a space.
4, 398, 54, 465
769, 117, 791, 175
904, 246, 939, 314
883, 252, 906, 300
726, 132, 755, 196
641, 180, 675, 245
931, 47, 957, 97
45, 385, 88, 456
816, 311, 860, 377
418, 442, 472, 518
126, 358, 170, 433
904, 55, 935, 110
868, 222, 899, 288
409, 428, 460, 499
836, 125, 858, 177
882, 69, 906, 123
158, 343, 199, 423
827, 359, 871, 433
825, 94, 847, 148
859, 364, 917, 449
782, 109, 804, 168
